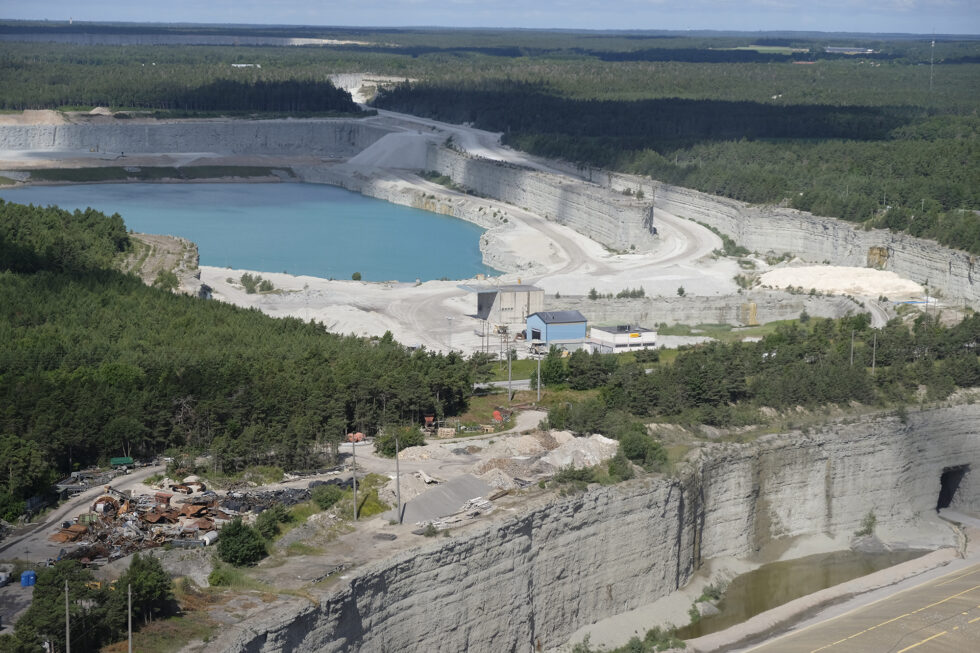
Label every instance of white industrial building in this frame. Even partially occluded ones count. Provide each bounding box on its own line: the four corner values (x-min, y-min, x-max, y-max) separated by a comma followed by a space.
590, 324, 657, 353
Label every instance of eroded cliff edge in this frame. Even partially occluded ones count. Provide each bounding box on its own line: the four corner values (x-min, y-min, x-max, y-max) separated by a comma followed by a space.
212, 403, 979, 653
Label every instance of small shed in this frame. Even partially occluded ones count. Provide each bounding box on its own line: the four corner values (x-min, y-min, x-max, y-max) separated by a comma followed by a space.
526, 311, 587, 346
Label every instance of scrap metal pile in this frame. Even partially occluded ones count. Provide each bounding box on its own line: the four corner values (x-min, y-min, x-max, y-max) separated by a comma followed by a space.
49, 482, 235, 563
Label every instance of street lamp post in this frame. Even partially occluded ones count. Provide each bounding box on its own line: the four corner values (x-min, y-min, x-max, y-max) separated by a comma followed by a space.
446, 316, 455, 353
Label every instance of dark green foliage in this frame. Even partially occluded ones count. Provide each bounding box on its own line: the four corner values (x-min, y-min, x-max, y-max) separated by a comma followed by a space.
567, 350, 617, 390
0, 198, 128, 273
254, 503, 292, 539
312, 484, 344, 510
217, 518, 267, 566
588, 287, 599, 300
374, 425, 426, 458
152, 269, 179, 292
351, 271, 362, 281
606, 449, 635, 481
548, 314, 980, 437
540, 345, 568, 386
12, 561, 107, 652
109, 553, 173, 626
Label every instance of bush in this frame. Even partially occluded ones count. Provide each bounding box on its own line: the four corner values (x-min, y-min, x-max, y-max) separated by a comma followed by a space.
855, 509, 877, 536
312, 484, 344, 510
351, 271, 362, 281
607, 449, 635, 482
217, 518, 267, 566
254, 503, 292, 540
374, 426, 426, 458
152, 269, 179, 292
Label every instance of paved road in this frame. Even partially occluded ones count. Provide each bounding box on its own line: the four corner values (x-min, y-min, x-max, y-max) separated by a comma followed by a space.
746, 563, 980, 653
0, 465, 164, 562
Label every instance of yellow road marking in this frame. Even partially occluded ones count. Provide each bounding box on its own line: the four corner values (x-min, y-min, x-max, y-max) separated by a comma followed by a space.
895, 631, 947, 653
969, 615, 980, 624
745, 565, 980, 653
936, 567, 980, 587
809, 585, 980, 652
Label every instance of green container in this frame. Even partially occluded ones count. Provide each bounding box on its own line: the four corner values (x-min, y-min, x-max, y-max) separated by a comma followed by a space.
110, 457, 134, 467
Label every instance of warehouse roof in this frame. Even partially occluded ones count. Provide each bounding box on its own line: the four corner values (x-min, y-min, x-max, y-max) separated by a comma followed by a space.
529, 310, 586, 324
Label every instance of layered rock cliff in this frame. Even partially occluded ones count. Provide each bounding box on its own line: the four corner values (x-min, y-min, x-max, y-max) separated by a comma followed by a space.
213, 403, 979, 653
564, 166, 978, 308
425, 146, 658, 253
0, 119, 392, 158
552, 291, 862, 328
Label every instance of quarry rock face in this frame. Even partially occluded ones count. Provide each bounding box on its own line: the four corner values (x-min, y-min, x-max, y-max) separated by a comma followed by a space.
0, 119, 392, 158
553, 291, 862, 328
425, 147, 658, 254
212, 404, 980, 653
575, 168, 978, 308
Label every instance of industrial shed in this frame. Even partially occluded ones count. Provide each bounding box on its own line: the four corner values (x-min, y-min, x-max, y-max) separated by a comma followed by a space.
526, 310, 587, 347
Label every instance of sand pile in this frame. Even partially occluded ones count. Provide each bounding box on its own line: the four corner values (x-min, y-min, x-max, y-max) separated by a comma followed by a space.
346, 132, 435, 169
540, 434, 619, 470
0, 109, 68, 126
378, 472, 431, 506
479, 468, 519, 490
398, 444, 452, 462
761, 266, 923, 298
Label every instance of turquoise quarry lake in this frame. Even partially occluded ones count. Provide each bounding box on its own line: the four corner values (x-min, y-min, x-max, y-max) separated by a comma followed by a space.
0, 182, 497, 281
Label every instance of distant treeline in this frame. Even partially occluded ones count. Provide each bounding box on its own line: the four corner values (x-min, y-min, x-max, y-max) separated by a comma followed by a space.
0, 72, 360, 113
0, 200, 473, 520
375, 80, 980, 254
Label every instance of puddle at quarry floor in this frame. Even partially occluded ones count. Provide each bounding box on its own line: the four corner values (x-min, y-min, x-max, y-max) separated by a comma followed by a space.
674, 549, 927, 640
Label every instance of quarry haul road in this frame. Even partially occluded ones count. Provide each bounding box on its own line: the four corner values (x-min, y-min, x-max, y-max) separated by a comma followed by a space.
743, 562, 980, 653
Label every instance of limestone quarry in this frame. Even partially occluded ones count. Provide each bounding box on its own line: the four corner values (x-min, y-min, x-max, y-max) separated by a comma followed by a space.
1, 108, 978, 652
200, 402, 980, 653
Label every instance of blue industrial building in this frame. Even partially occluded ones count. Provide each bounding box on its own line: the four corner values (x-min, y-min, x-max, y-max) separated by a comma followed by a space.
526, 310, 587, 346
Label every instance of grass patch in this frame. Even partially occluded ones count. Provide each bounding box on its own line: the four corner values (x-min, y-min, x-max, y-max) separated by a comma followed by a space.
285, 541, 322, 556
0, 175, 17, 186
657, 320, 796, 344
197, 464, 284, 490
207, 563, 272, 591
489, 357, 538, 381
101, 610, 217, 653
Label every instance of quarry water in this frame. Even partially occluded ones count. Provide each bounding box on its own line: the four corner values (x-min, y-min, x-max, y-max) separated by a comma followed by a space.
674, 549, 927, 640
0, 182, 497, 281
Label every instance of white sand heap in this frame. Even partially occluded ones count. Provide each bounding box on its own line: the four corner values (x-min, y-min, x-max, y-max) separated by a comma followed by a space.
541, 434, 619, 469
760, 266, 923, 298
346, 132, 436, 169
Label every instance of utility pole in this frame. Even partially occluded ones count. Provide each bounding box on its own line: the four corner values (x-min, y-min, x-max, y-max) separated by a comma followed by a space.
394, 431, 402, 524
507, 345, 512, 402
446, 316, 454, 353
930, 39, 935, 94
350, 433, 358, 522
128, 584, 133, 653
536, 352, 542, 402
850, 330, 855, 367
65, 579, 70, 653
872, 332, 877, 376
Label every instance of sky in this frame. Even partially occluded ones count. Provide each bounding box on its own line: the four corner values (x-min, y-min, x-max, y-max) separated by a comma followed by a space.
4, 0, 979, 35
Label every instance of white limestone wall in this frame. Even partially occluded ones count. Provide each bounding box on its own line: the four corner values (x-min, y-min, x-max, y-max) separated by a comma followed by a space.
0, 119, 392, 158
214, 403, 980, 653
553, 291, 861, 328
425, 147, 658, 253
572, 166, 979, 308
